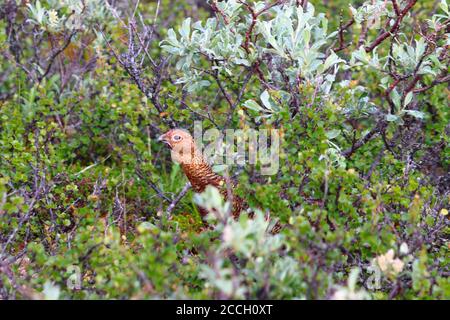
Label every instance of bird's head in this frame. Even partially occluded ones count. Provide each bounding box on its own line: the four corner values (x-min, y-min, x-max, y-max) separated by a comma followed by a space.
158, 128, 193, 149
158, 128, 200, 164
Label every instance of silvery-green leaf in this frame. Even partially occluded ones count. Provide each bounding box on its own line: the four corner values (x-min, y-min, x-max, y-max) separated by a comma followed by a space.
160, 45, 181, 54
179, 18, 191, 41
215, 279, 233, 296
137, 222, 158, 233
403, 109, 426, 119
439, 0, 449, 15
418, 65, 436, 76
352, 46, 370, 64
386, 114, 399, 122
349, 5, 361, 24
212, 164, 228, 173
415, 38, 426, 62
166, 28, 179, 46
43, 281, 60, 300
192, 20, 203, 30
260, 90, 272, 110
234, 58, 250, 66
175, 57, 186, 70
390, 89, 401, 109
347, 268, 360, 292
303, 28, 311, 46
197, 80, 211, 87
404, 92, 413, 106
323, 51, 344, 71
327, 30, 338, 39
429, 54, 442, 69
326, 129, 340, 139
243, 100, 263, 112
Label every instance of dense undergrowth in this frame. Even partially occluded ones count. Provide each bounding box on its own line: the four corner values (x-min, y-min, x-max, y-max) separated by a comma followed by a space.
0, 0, 448, 299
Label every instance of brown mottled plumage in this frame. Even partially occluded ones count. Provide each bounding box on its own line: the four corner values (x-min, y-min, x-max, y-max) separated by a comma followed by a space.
158, 128, 281, 233
158, 128, 246, 219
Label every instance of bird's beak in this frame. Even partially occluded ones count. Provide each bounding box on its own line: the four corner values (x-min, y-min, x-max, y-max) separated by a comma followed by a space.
158, 133, 172, 149
157, 133, 167, 142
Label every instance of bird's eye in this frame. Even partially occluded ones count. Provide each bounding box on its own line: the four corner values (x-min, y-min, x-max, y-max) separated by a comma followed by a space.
172, 135, 182, 141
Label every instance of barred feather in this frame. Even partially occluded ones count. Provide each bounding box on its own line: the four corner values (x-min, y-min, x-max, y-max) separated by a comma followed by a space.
159, 128, 280, 233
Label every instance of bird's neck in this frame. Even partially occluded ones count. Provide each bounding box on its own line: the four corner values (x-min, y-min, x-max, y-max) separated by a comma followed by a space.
181, 157, 224, 193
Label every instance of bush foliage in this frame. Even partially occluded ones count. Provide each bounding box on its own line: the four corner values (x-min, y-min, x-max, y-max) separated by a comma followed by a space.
0, 0, 448, 299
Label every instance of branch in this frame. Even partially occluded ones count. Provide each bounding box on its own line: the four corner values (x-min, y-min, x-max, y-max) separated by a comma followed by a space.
135, 168, 172, 202
334, 17, 355, 52
38, 31, 77, 82
224, 68, 254, 128
413, 73, 450, 93
166, 182, 191, 216
342, 120, 387, 158
239, 0, 287, 54
365, 0, 417, 52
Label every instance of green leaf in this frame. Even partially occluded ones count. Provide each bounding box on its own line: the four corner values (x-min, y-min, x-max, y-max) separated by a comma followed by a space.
323, 51, 344, 71
439, 0, 449, 15
43, 281, 60, 300
390, 89, 401, 109
404, 92, 413, 106
179, 18, 191, 41
325, 129, 340, 139
260, 90, 272, 110
386, 114, 399, 122
403, 109, 426, 119
165, 28, 180, 47
243, 100, 263, 112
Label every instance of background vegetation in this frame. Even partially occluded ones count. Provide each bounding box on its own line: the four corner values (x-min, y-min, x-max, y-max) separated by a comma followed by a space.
0, 0, 448, 299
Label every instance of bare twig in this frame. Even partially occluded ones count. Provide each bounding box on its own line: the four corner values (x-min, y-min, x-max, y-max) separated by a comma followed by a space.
166, 182, 191, 216
342, 120, 387, 158
135, 169, 172, 202
365, 0, 418, 52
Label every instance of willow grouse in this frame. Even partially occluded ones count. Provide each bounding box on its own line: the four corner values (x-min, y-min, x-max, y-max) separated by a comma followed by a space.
158, 128, 281, 233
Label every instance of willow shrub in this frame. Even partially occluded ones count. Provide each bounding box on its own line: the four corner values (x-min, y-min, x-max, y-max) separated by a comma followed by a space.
0, 0, 448, 299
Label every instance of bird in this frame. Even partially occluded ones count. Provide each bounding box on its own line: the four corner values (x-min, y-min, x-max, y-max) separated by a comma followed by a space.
158, 128, 282, 233
158, 128, 246, 220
